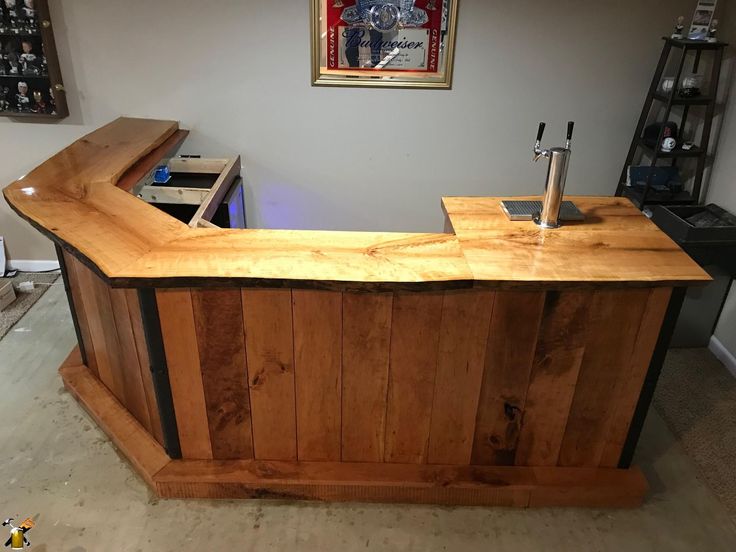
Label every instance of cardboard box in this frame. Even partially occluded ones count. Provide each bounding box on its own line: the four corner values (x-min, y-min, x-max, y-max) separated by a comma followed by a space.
0, 279, 16, 311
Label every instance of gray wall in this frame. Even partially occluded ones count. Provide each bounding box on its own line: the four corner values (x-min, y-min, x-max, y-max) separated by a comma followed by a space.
705, 7, 736, 359
0, 0, 695, 261
702, 3, 736, 359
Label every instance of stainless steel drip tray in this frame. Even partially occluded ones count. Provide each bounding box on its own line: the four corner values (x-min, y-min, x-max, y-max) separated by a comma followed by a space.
500, 200, 585, 222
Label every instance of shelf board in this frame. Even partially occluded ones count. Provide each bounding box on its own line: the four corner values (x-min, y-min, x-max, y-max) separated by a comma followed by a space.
0, 73, 50, 79
637, 139, 704, 158
0, 110, 64, 119
663, 37, 728, 49
652, 91, 714, 106
0, 31, 41, 38
622, 187, 696, 209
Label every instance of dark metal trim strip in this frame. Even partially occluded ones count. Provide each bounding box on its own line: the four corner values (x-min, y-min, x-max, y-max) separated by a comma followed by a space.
618, 287, 687, 468
137, 289, 182, 459
55, 244, 88, 366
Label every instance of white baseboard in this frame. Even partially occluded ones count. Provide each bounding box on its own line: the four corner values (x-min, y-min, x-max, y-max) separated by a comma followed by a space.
709, 335, 736, 379
5, 259, 60, 273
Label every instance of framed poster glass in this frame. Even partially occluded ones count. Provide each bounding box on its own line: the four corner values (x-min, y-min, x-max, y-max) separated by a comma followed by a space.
311, 0, 459, 89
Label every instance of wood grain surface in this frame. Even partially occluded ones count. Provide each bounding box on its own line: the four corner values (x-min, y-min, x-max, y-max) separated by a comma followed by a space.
384, 293, 444, 463
442, 196, 709, 286
558, 290, 650, 467
292, 290, 343, 461
514, 291, 593, 466
242, 289, 298, 461
3, 119, 709, 289
62, 254, 165, 443
60, 356, 170, 490
428, 290, 494, 465
108, 287, 153, 433
60, 345, 649, 507
598, 287, 672, 467
153, 459, 648, 508
156, 289, 213, 460
62, 251, 99, 378
124, 288, 164, 445
472, 291, 546, 465
341, 292, 393, 462
191, 289, 253, 460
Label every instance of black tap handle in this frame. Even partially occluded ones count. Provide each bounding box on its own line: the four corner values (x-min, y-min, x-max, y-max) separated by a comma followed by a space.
536, 122, 546, 142
566, 121, 575, 141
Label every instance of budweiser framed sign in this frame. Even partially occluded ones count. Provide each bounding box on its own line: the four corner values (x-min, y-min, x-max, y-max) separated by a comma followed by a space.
311, 0, 459, 88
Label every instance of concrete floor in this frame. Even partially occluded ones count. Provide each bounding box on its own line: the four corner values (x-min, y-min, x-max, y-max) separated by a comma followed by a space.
0, 283, 735, 551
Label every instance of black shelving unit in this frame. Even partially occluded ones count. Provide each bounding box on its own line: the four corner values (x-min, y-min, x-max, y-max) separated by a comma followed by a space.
615, 37, 727, 209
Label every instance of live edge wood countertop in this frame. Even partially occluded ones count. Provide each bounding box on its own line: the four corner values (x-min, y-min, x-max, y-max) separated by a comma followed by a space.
3, 117, 709, 290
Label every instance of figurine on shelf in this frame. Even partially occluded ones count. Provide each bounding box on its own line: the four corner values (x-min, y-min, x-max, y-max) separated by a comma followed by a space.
19, 39, 39, 75
7, 53, 19, 75
21, 0, 35, 32
31, 89, 45, 113
708, 19, 718, 43
0, 86, 10, 112
671, 15, 685, 39
48, 85, 56, 114
21, 0, 33, 18
4, 0, 19, 32
15, 80, 30, 112
661, 137, 677, 153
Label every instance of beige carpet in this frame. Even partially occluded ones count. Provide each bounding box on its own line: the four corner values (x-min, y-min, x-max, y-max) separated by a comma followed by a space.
0, 271, 61, 339
653, 347, 736, 523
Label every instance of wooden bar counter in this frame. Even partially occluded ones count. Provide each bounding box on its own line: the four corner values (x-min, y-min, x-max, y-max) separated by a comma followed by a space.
3, 118, 709, 507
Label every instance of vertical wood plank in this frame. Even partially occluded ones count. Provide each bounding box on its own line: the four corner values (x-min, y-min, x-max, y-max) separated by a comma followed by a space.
191, 289, 253, 460
599, 287, 672, 467
514, 291, 591, 466
73, 263, 126, 403
471, 291, 545, 465
384, 292, 444, 464
292, 290, 342, 461
242, 289, 297, 461
63, 253, 99, 377
428, 290, 495, 465
341, 292, 393, 462
156, 289, 213, 460
125, 289, 165, 445
558, 289, 651, 467
108, 287, 153, 434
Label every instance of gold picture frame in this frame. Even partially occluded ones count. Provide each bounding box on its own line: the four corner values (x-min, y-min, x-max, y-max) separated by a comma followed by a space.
310, 0, 459, 89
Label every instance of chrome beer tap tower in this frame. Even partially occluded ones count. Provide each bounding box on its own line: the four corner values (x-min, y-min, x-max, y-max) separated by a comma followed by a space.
532, 121, 574, 229
500, 121, 583, 226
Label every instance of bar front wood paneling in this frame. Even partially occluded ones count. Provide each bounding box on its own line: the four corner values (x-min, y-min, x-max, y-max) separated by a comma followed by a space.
156, 289, 213, 460
428, 290, 493, 465
292, 290, 342, 462
108, 287, 153, 433
61, 253, 164, 444
125, 289, 165, 445
472, 291, 545, 466
384, 293, 443, 464
62, 251, 99, 378
242, 289, 298, 461
558, 290, 651, 467
341, 292, 392, 463
514, 291, 590, 466
191, 289, 254, 460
